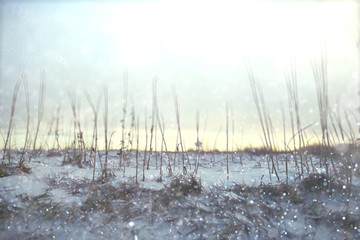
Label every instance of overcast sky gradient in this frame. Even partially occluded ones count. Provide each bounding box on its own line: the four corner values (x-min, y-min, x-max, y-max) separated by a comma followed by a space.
0, 0, 358, 150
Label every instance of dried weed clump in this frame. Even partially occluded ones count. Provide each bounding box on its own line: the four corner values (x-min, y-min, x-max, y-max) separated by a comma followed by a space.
0, 164, 31, 178
82, 182, 138, 212
300, 173, 345, 193
259, 183, 300, 203
230, 184, 257, 198
230, 183, 301, 204
167, 174, 202, 197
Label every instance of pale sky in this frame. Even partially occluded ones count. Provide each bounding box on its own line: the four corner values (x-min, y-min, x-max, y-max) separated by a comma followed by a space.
0, 0, 358, 150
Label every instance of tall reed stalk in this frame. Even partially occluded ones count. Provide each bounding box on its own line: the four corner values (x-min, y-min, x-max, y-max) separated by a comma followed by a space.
42, 116, 55, 151
159, 118, 164, 182
30, 72, 46, 161
230, 104, 235, 162
53, 105, 61, 150
334, 99, 346, 143
143, 109, 148, 181
19, 73, 30, 166
226, 102, 229, 180
156, 110, 172, 176
136, 116, 139, 184
147, 78, 157, 170
129, 101, 136, 155
344, 109, 355, 143
84, 90, 102, 181
120, 70, 128, 170
281, 105, 288, 184
172, 86, 186, 174
103, 86, 109, 178
329, 104, 340, 143
195, 110, 200, 174
245, 58, 279, 181
311, 47, 336, 176
68, 93, 85, 167
2, 74, 22, 163
284, 59, 305, 175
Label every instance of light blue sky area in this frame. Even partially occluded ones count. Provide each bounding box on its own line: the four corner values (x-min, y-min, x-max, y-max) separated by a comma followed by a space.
0, 0, 358, 149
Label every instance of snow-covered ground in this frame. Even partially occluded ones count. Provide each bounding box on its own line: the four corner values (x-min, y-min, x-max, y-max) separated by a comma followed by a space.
0, 150, 359, 239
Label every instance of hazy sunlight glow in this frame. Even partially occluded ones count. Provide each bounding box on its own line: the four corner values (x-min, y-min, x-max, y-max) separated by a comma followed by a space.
101, 1, 355, 67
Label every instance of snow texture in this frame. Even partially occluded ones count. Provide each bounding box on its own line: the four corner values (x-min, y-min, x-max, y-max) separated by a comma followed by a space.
0, 150, 359, 239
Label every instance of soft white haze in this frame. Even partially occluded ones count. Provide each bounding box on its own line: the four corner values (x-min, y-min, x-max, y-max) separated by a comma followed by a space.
0, 0, 358, 150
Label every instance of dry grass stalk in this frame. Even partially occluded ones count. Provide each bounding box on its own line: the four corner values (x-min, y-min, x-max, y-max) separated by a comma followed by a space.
226, 102, 229, 180
156, 109, 172, 176
195, 110, 200, 174
212, 127, 222, 165
281, 105, 288, 184
19, 73, 30, 167
129, 101, 136, 156
283, 58, 305, 175
155, 118, 158, 170
147, 78, 158, 170
52, 105, 61, 150
136, 116, 139, 184
172, 86, 186, 174
311, 47, 336, 176
230, 104, 235, 162
42, 116, 55, 151
329, 107, 340, 143
173, 133, 179, 170
159, 118, 164, 182
30, 71, 46, 161
344, 109, 355, 143
238, 128, 244, 166
143, 109, 148, 181
2, 73, 22, 163
67, 93, 85, 167
84, 90, 102, 181
334, 99, 346, 143
245, 58, 280, 181
103, 86, 109, 178
120, 70, 128, 170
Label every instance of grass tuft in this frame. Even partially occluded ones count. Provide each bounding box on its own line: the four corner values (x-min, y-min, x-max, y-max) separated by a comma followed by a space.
167, 174, 202, 196
300, 173, 344, 193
